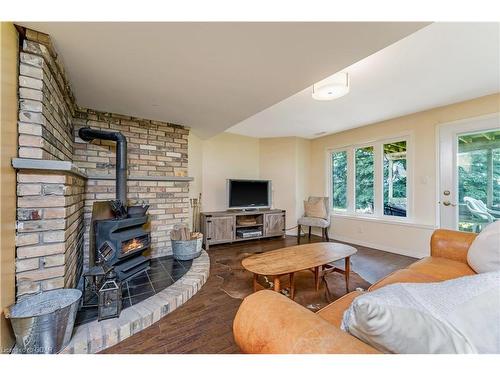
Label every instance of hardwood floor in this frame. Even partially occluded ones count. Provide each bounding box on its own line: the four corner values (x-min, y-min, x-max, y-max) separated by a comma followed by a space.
102, 235, 416, 354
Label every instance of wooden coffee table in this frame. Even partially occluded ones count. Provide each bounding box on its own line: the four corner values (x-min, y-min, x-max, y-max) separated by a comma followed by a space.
242, 242, 357, 299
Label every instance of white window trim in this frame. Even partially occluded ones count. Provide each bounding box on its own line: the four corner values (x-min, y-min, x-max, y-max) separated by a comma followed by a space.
326, 133, 414, 223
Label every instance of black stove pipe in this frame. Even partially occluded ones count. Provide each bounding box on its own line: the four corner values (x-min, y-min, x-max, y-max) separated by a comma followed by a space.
78, 127, 128, 206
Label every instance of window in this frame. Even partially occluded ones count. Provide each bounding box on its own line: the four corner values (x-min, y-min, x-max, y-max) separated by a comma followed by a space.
457, 130, 500, 232
383, 141, 407, 217
331, 151, 347, 211
329, 136, 411, 220
355, 146, 374, 214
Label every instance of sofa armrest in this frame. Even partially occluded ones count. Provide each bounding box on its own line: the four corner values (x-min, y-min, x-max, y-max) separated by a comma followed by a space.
430, 229, 477, 263
233, 290, 379, 354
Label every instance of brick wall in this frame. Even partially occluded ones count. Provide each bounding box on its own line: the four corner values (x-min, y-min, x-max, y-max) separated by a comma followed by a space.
16, 171, 85, 297
14, 28, 191, 298
18, 29, 75, 161
73, 109, 190, 266
73, 109, 189, 178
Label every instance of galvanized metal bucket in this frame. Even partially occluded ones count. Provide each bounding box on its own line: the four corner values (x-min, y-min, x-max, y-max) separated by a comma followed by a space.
5, 289, 82, 354
171, 235, 203, 261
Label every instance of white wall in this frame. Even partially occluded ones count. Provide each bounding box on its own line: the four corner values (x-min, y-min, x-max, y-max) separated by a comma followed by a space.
295, 137, 311, 223
192, 134, 310, 229
189, 132, 260, 213
259, 137, 311, 234
187, 132, 204, 229
190, 94, 499, 258
310, 93, 500, 258
259, 138, 297, 234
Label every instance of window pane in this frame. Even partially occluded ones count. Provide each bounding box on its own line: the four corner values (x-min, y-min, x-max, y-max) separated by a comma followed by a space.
494, 148, 500, 207
383, 141, 407, 217
355, 146, 374, 214
458, 130, 500, 233
332, 151, 347, 210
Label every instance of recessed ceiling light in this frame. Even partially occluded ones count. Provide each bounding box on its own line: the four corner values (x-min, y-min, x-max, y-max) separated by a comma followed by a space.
312, 72, 350, 101
314, 131, 327, 136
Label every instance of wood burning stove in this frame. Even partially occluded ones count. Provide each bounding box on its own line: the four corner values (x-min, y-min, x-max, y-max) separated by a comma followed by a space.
94, 215, 151, 280
79, 127, 151, 281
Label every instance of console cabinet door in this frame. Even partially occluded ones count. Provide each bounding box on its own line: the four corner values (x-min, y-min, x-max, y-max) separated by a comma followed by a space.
208, 216, 234, 243
264, 212, 285, 236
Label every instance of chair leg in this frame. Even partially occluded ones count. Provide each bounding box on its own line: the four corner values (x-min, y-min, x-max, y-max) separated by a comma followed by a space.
325, 227, 330, 242
297, 224, 301, 244
308, 226, 312, 240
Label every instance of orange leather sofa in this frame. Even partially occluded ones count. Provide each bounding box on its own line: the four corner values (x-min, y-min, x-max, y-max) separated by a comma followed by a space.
233, 229, 478, 354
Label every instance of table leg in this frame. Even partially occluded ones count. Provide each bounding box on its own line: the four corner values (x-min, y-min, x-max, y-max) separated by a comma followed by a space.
253, 273, 258, 293
273, 276, 281, 292
314, 266, 320, 291
345, 256, 351, 293
289, 272, 295, 300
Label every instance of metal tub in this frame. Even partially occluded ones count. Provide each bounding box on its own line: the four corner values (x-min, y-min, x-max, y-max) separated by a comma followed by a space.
5, 289, 82, 354
171, 236, 203, 261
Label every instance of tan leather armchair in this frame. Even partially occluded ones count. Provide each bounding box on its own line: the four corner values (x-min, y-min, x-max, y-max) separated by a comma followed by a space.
233, 229, 477, 354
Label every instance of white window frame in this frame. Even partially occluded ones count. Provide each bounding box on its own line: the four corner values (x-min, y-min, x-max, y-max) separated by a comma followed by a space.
326, 134, 413, 222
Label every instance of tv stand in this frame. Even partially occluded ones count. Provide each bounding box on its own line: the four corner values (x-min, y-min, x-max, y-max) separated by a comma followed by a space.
200, 209, 286, 250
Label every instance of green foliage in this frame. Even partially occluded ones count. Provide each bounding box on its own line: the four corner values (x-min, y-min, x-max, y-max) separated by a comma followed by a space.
355, 147, 374, 212
332, 151, 347, 209
459, 148, 500, 207
495, 149, 500, 207
383, 159, 407, 202
331, 140, 409, 214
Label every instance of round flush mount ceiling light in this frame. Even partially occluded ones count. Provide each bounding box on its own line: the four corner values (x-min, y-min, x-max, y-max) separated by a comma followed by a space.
312, 72, 350, 101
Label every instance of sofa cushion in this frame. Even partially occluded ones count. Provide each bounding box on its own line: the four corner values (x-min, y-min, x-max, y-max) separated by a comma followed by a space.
316, 291, 363, 327
368, 269, 441, 291
467, 221, 500, 273
341, 271, 500, 354
408, 256, 475, 280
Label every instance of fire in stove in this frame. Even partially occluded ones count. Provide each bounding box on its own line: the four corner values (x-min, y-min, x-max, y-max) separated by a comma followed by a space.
122, 235, 149, 255
94, 215, 151, 281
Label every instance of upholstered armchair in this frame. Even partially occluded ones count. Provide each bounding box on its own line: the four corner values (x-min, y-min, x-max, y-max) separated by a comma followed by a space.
297, 197, 331, 243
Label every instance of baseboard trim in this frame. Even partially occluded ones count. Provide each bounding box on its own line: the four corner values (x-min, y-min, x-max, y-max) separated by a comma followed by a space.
288, 230, 428, 259
331, 234, 428, 259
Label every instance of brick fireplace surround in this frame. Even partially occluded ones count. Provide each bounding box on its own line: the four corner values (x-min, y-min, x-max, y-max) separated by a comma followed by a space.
13, 28, 193, 301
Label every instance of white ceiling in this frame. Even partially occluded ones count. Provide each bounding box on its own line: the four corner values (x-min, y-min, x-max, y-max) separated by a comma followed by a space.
19, 22, 428, 138
228, 22, 500, 139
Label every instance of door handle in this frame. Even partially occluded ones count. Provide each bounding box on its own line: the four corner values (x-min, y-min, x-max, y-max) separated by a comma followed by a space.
439, 201, 457, 207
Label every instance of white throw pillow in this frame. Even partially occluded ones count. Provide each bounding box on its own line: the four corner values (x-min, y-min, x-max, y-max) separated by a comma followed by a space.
304, 197, 328, 219
341, 272, 500, 354
467, 221, 500, 273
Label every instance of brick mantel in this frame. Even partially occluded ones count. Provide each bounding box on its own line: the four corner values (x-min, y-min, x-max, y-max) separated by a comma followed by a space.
12, 158, 87, 178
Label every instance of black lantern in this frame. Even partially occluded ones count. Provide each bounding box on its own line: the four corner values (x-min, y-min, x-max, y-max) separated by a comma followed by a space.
97, 271, 122, 321
82, 265, 108, 308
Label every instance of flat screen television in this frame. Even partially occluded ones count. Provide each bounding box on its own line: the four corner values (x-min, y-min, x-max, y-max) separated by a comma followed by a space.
227, 179, 272, 210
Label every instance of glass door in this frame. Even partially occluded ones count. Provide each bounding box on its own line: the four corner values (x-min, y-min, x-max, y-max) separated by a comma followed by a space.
439, 115, 500, 232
